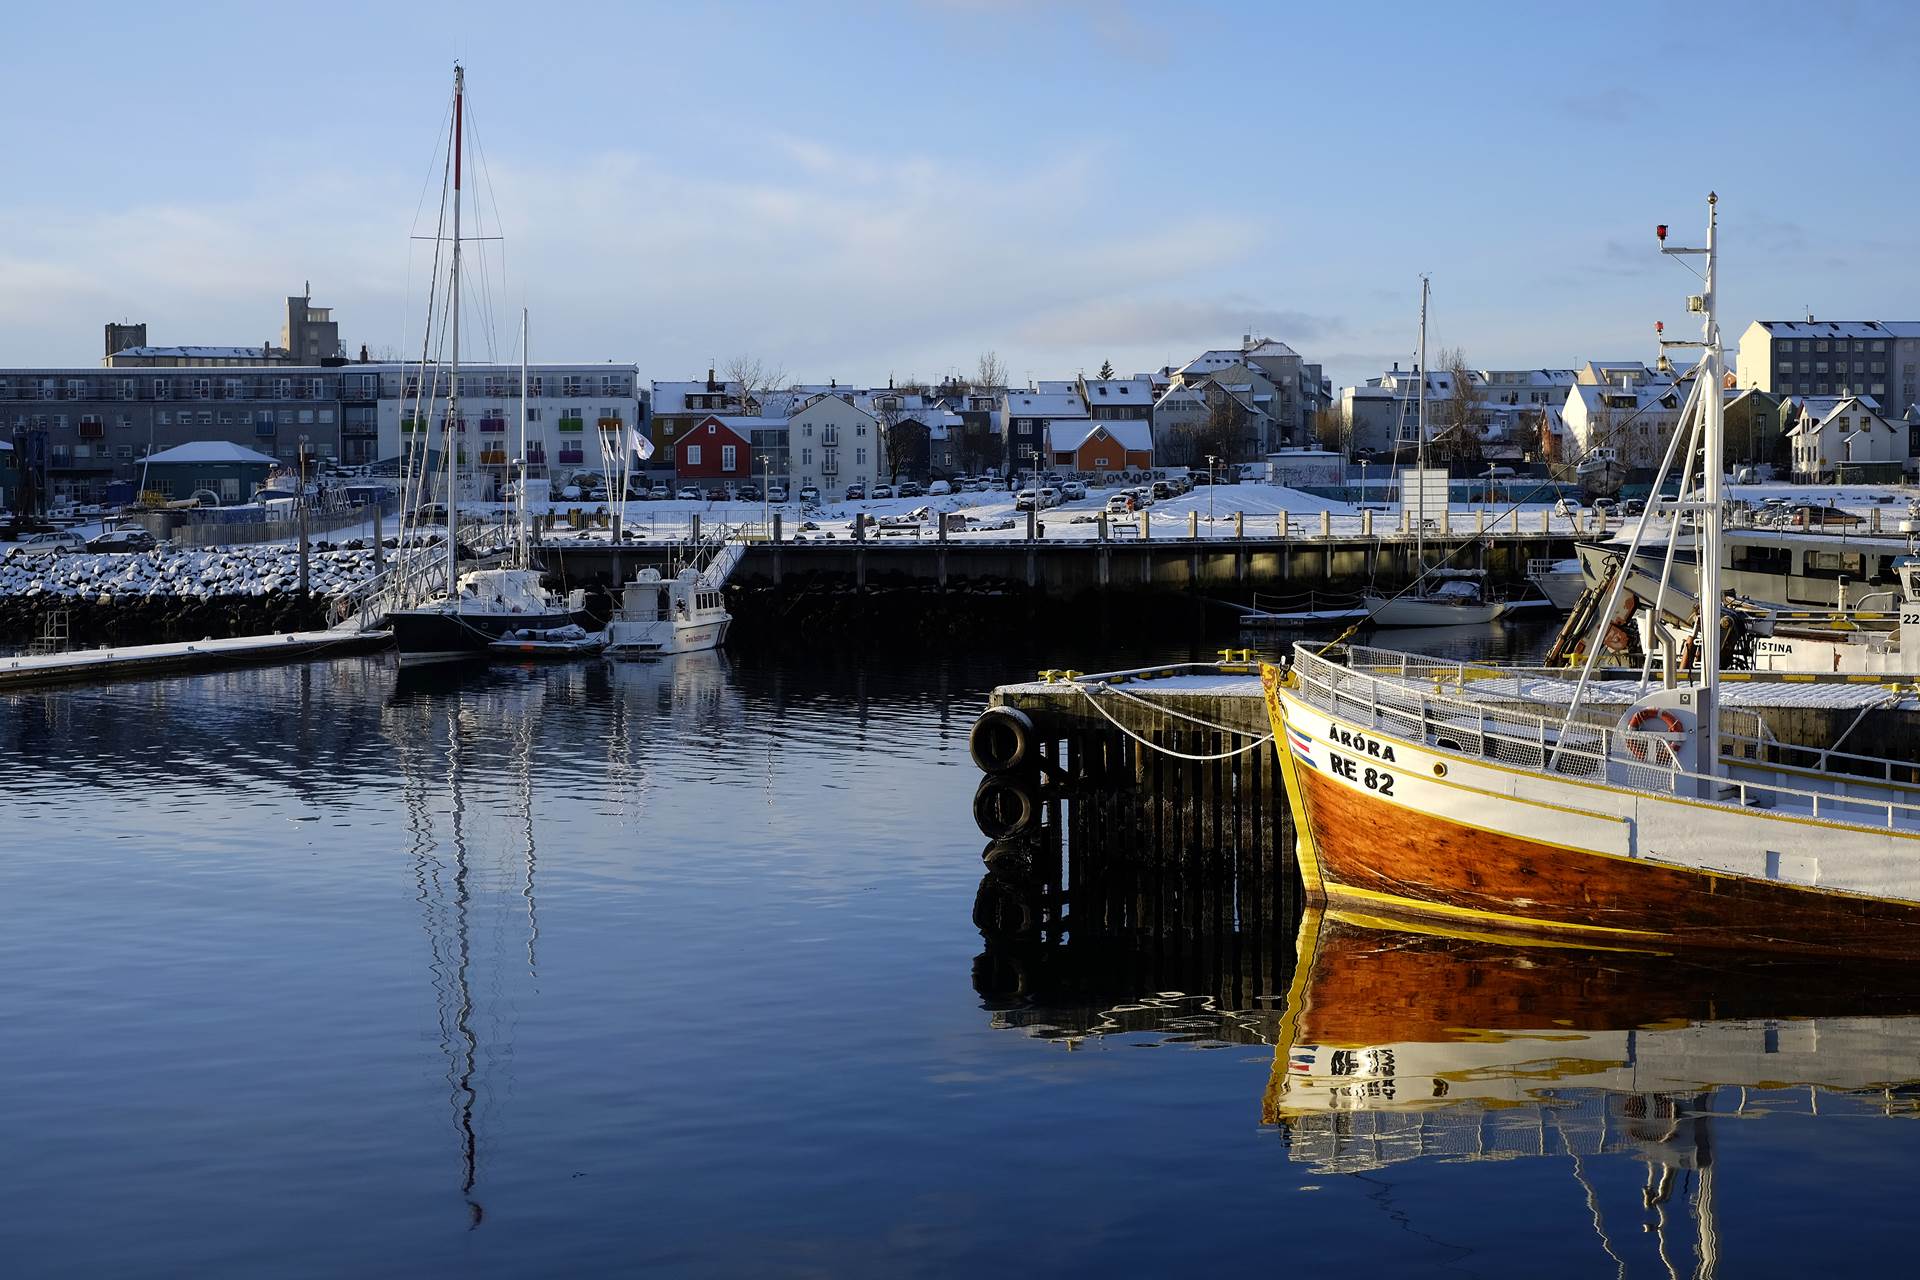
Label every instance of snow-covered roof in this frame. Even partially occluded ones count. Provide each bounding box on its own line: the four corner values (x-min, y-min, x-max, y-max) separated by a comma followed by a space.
113, 345, 284, 359
1242, 339, 1299, 361
1153, 385, 1205, 411
1082, 377, 1152, 404
1005, 391, 1087, 419
1755, 320, 1920, 340
142, 440, 280, 465
1059, 419, 1153, 453
650, 379, 743, 415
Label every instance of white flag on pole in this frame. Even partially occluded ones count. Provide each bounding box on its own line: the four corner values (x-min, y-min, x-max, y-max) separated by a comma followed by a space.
629, 425, 655, 461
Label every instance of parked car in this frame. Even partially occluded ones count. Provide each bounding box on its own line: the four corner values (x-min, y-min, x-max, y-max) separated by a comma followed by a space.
871, 484, 895, 500
13, 530, 89, 555
767, 485, 789, 503
897, 481, 923, 498
1014, 489, 1038, 512
705, 487, 729, 501
1106, 494, 1134, 515
927, 480, 952, 496
943, 512, 972, 531
1621, 497, 1646, 517
1150, 480, 1174, 501
1037, 486, 1062, 508
585, 485, 609, 502
844, 484, 866, 500
738, 483, 762, 501
676, 486, 702, 500
799, 485, 821, 503
1060, 480, 1087, 501
87, 528, 157, 553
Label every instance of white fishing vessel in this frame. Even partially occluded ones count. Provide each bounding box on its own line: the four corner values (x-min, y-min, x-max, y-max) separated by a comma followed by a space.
1361, 278, 1507, 628
1526, 557, 1587, 611
1263, 195, 1920, 961
388, 68, 592, 663
605, 546, 735, 658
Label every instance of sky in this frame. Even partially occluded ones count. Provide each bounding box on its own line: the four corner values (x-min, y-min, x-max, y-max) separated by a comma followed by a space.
2, 0, 1918, 392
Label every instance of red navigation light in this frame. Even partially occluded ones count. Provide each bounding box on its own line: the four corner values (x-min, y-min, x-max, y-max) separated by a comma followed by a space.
1656, 223, 1669, 241
1656, 321, 1664, 334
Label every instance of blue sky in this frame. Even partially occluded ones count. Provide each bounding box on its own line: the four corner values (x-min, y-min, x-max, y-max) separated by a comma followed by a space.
3, 0, 1917, 390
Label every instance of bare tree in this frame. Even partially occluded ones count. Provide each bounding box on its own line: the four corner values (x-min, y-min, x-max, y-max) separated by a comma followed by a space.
1432, 347, 1487, 470
722, 354, 787, 412
1314, 403, 1354, 455
874, 398, 904, 482
974, 350, 1007, 393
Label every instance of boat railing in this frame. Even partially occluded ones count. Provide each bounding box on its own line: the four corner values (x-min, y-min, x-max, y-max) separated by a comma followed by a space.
1291, 645, 1920, 832
1248, 589, 1369, 616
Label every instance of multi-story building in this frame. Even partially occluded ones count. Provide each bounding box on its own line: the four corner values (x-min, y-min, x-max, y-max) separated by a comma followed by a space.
787, 392, 878, 498
0, 365, 355, 501
1787, 395, 1905, 482
1558, 363, 1689, 474
1001, 389, 1087, 476
380, 363, 645, 492
650, 372, 746, 457
1736, 320, 1920, 413
1171, 337, 1326, 443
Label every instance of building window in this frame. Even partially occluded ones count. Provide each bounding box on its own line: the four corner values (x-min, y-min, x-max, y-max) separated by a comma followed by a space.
154, 380, 172, 400
802, 447, 812, 465
687, 444, 702, 465
856, 447, 866, 465
721, 444, 736, 470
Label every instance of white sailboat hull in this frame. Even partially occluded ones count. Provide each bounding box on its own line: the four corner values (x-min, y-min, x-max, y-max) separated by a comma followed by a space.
1363, 594, 1506, 626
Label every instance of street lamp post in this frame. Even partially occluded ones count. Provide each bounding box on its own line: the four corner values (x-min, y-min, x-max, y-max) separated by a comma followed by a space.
1205, 452, 1217, 525
1360, 456, 1369, 506
759, 453, 771, 535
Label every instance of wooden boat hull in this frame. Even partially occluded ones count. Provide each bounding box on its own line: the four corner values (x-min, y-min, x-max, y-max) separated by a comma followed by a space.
1262, 664, 1920, 960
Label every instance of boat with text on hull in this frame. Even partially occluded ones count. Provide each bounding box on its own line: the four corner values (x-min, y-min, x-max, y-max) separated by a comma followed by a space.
1263, 195, 1920, 961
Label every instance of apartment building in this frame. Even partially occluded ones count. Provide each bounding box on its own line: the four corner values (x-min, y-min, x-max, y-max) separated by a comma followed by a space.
379, 363, 645, 490
1736, 320, 1920, 413
787, 392, 879, 498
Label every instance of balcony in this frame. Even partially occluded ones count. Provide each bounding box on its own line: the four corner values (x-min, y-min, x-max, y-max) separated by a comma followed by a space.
557, 448, 584, 465
557, 417, 584, 433
255, 421, 276, 438
479, 417, 507, 434
77, 421, 104, 440
526, 447, 547, 464
478, 449, 508, 466
597, 417, 622, 431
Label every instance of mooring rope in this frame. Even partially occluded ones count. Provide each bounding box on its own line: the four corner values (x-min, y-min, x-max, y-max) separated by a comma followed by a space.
1070, 681, 1275, 761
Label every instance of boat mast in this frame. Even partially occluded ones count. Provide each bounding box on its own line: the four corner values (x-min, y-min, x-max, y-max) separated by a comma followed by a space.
447, 64, 465, 605
518, 307, 529, 568
1415, 274, 1429, 575
1700, 193, 1723, 774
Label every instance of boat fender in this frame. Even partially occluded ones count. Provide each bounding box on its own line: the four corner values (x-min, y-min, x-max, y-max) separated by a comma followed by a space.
969, 705, 1037, 775
1624, 707, 1686, 762
973, 775, 1037, 839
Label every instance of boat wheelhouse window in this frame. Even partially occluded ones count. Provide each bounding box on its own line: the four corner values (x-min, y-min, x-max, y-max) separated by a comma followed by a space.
1802, 550, 1866, 580
1873, 555, 1904, 584
1730, 544, 1791, 574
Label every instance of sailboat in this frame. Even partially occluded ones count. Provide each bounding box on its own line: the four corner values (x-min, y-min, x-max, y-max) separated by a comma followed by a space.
1263, 195, 1920, 961
389, 66, 592, 662
1362, 277, 1506, 627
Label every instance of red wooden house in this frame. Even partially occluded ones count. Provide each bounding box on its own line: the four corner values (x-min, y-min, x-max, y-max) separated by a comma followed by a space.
674, 415, 754, 482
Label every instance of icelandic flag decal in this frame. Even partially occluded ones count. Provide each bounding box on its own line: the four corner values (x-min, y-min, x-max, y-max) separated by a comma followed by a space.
1289, 1046, 1318, 1073
1286, 725, 1314, 767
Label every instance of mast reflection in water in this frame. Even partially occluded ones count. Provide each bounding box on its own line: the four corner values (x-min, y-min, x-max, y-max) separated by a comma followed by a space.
979, 744, 1920, 1277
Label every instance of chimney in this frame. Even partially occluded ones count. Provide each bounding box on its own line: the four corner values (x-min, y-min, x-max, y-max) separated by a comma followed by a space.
358, 343, 369, 363
707, 366, 717, 392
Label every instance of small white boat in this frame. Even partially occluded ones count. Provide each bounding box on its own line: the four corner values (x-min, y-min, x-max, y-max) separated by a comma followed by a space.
606, 567, 731, 658
1573, 445, 1627, 498
1363, 571, 1507, 626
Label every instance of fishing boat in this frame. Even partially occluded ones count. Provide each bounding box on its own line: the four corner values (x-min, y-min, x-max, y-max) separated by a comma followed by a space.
387, 68, 593, 662
605, 561, 733, 658
1526, 556, 1587, 612
1573, 443, 1627, 498
1262, 195, 1920, 960
1361, 278, 1507, 627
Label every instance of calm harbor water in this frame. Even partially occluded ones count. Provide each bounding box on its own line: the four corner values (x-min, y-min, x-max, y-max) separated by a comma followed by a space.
5, 624, 1920, 1277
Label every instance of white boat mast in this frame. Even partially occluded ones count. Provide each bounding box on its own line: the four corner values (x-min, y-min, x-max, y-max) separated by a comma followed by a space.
1659, 193, 1723, 774
447, 64, 465, 607
1415, 274, 1429, 575
518, 307, 529, 568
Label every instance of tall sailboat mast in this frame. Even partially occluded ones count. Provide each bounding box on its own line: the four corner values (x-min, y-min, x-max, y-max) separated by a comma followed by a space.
447, 64, 465, 605
518, 307, 529, 567
1415, 274, 1429, 574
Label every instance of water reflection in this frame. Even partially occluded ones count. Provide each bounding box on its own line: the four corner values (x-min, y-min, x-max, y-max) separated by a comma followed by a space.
1268, 911, 1920, 1276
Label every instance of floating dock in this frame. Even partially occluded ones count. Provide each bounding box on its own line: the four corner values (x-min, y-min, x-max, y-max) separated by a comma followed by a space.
0, 629, 392, 691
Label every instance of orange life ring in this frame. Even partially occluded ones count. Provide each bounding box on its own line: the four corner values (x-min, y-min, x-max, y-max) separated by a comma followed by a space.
1624, 706, 1685, 761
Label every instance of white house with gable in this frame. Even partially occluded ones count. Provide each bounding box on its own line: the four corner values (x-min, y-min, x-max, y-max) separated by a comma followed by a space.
787, 391, 879, 499
1787, 394, 1904, 482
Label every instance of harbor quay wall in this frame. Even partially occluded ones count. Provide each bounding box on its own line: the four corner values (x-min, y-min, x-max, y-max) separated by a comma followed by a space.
0, 593, 335, 648
540, 531, 1578, 596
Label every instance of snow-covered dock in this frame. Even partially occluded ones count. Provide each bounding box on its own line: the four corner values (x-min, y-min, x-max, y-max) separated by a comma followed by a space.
0, 629, 392, 691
